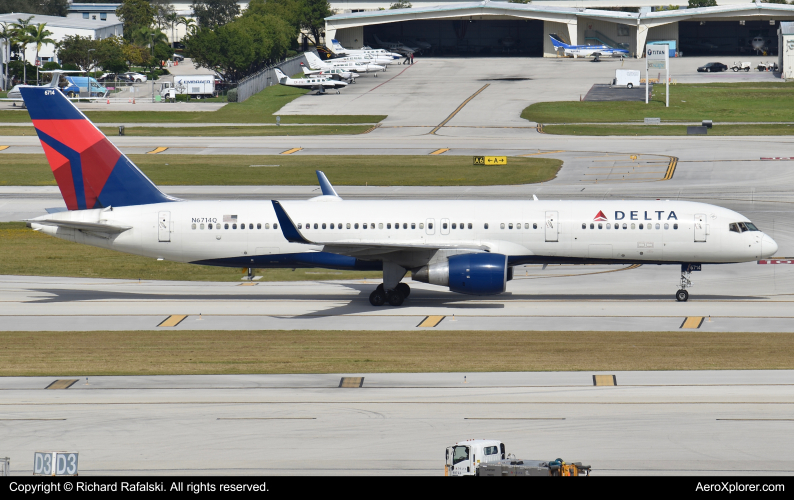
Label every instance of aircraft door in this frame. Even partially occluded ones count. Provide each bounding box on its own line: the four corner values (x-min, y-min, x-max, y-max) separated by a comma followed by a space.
426, 218, 435, 235
694, 213, 706, 242
440, 218, 450, 235
158, 211, 171, 242
545, 211, 558, 242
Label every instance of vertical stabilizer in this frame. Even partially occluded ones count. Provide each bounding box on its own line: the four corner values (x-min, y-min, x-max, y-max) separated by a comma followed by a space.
20, 87, 175, 210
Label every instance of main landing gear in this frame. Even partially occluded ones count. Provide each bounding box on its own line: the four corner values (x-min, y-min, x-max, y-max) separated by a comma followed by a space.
369, 283, 410, 306
676, 266, 693, 302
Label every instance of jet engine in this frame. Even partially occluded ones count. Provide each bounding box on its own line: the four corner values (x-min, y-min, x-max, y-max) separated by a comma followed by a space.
412, 253, 508, 295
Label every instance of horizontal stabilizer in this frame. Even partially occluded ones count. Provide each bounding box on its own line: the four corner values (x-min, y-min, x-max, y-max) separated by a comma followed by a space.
27, 219, 132, 233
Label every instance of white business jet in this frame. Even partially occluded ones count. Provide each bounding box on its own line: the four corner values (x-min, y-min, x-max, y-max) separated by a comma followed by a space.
274, 68, 347, 94
305, 51, 384, 74
2, 70, 82, 105
21, 86, 779, 308
329, 39, 401, 64
550, 34, 629, 60
372, 34, 418, 56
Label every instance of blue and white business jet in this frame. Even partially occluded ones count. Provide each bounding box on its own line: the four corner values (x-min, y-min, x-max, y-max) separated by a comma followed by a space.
21, 87, 777, 306
550, 34, 629, 60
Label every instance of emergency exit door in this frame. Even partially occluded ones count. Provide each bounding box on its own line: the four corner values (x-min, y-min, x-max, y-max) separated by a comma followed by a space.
694, 213, 706, 242
545, 211, 558, 242
158, 211, 171, 242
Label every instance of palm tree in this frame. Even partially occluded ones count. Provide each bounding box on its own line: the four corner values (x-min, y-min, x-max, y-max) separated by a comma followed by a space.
27, 23, 55, 83
165, 12, 179, 49
133, 27, 168, 53
177, 16, 196, 37
0, 22, 13, 90
11, 16, 34, 85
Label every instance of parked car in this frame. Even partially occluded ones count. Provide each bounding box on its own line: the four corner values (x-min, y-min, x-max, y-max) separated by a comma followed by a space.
172, 53, 184, 62
123, 71, 147, 82
697, 62, 727, 72
97, 73, 134, 83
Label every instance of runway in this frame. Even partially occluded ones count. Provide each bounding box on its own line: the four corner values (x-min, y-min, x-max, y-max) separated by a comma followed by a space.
1, 371, 792, 475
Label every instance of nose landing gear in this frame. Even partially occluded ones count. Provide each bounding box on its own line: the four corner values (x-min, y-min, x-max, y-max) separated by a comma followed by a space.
676, 264, 697, 302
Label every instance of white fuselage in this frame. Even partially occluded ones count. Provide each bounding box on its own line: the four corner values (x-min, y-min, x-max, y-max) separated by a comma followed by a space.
30, 199, 777, 272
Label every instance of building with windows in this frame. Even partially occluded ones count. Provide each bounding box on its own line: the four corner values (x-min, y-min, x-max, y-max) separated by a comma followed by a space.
326, 1, 794, 58
66, 3, 120, 24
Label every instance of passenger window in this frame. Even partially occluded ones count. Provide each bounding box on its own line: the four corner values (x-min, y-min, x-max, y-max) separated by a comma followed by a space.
363, 223, 368, 229
249, 224, 253, 229
630, 223, 635, 229
257, 223, 261, 229
355, 223, 359, 229
208, 223, 213, 229
379, 223, 383, 229
322, 223, 327, 229
664, 223, 669, 230
192, 223, 196, 230
615, 224, 619, 230
655, 223, 660, 229
267, 223, 272, 229
442, 222, 448, 229
297, 223, 302, 229
582, 223, 586, 229
533, 223, 537, 229
452, 223, 457, 229
500, 223, 505, 229
468, 223, 473, 229
524, 223, 529, 229
674, 224, 678, 230
330, 223, 335, 229
240, 224, 245, 230
199, 223, 204, 230
387, 223, 392, 229
419, 223, 424, 229
403, 223, 408, 229
639, 223, 643, 229
314, 223, 318, 229
484, 223, 488, 229
622, 223, 627, 229
338, 223, 342, 229
508, 223, 513, 229
347, 223, 351, 229
233, 224, 237, 229
224, 223, 229, 229
274, 223, 278, 229
428, 223, 433, 229
606, 223, 611, 229
412, 223, 416, 229
590, 223, 594, 229
598, 223, 602, 229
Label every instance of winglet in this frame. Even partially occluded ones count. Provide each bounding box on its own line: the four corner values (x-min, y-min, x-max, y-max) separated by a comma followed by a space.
316, 170, 340, 198
271, 200, 313, 244
533, 194, 539, 201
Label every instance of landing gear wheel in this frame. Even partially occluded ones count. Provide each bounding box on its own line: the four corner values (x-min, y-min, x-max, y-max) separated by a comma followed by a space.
676, 289, 689, 302
627, 83, 633, 89
369, 289, 386, 306
387, 290, 405, 306
396, 283, 410, 298
336, 90, 340, 94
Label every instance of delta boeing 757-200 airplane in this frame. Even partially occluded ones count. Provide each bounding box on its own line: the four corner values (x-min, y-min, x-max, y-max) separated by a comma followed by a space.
21, 87, 778, 306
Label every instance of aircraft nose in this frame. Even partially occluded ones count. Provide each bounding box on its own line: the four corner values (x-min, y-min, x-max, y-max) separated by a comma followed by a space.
762, 234, 779, 258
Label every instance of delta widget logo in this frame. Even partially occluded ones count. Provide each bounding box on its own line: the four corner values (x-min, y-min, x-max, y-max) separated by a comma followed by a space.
593, 210, 608, 221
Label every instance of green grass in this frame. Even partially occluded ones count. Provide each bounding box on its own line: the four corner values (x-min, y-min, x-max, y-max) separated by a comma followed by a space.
0, 154, 561, 186
543, 124, 794, 136
1, 330, 792, 375
0, 85, 386, 124
0, 222, 380, 282
524, 82, 794, 124
0, 125, 374, 136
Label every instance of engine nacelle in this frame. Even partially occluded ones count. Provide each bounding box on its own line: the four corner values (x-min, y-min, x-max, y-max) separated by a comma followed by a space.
413, 253, 508, 295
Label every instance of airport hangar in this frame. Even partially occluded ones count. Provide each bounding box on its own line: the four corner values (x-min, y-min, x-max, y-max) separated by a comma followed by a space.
325, 2, 794, 58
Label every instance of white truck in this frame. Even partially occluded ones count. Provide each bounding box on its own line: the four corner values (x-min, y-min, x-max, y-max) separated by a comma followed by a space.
445, 439, 591, 477
159, 75, 216, 99
614, 69, 641, 89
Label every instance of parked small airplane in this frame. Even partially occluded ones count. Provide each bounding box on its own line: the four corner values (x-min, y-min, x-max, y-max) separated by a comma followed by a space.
274, 68, 347, 94
305, 51, 385, 74
330, 40, 403, 62
2, 70, 82, 104
301, 64, 359, 83
751, 36, 770, 55
549, 34, 629, 60
373, 34, 418, 56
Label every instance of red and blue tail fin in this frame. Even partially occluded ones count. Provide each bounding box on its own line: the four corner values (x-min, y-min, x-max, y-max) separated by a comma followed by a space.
20, 87, 175, 210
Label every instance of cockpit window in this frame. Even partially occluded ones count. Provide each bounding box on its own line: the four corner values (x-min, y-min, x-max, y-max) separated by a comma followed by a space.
452, 446, 469, 465
730, 222, 759, 233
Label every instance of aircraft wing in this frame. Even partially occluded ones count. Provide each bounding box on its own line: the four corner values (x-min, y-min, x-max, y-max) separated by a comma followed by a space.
27, 219, 132, 234
271, 200, 487, 258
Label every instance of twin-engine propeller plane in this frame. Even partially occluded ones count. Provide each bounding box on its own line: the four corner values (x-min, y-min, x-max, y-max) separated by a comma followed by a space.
21, 87, 778, 306
274, 68, 347, 94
